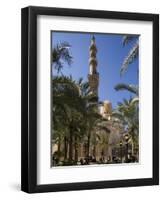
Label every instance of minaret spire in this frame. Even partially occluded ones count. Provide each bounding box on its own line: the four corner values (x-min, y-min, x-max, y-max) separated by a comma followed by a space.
88, 35, 99, 98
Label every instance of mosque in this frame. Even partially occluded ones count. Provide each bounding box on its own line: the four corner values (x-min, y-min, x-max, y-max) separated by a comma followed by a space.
76, 35, 124, 162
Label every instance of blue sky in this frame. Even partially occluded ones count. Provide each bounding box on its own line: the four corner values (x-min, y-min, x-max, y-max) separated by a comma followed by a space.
52, 31, 139, 108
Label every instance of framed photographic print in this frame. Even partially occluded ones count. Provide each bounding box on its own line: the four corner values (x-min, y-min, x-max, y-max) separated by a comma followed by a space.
21, 6, 159, 193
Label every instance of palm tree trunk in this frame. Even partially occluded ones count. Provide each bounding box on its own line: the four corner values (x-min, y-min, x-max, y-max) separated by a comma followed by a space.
131, 138, 134, 155
58, 136, 61, 160
64, 136, 68, 160
74, 136, 78, 162
87, 133, 91, 157
69, 130, 73, 161
93, 144, 96, 158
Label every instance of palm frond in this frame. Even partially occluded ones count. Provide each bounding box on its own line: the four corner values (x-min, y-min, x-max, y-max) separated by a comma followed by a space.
52, 41, 73, 73
121, 42, 139, 75
77, 77, 83, 85
122, 35, 138, 46
114, 83, 138, 95
131, 96, 139, 105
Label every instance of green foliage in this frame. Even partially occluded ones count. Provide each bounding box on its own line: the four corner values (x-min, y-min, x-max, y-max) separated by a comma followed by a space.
52, 42, 73, 73
112, 98, 139, 147
52, 75, 104, 163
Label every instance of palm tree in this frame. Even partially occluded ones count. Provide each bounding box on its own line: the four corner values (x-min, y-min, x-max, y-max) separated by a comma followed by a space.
52, 75, 102, 164
112, 99, 138, 126
52, 76, 80, 157
52, 42, 73, 73
76, 78, 101, 158
112, 98, 139, 154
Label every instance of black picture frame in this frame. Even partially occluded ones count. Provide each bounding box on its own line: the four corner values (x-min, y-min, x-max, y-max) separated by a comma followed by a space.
21, 6, 159, 193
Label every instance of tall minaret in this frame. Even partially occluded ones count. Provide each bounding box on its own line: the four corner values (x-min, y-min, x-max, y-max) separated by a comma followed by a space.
88, 36, 99, 99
